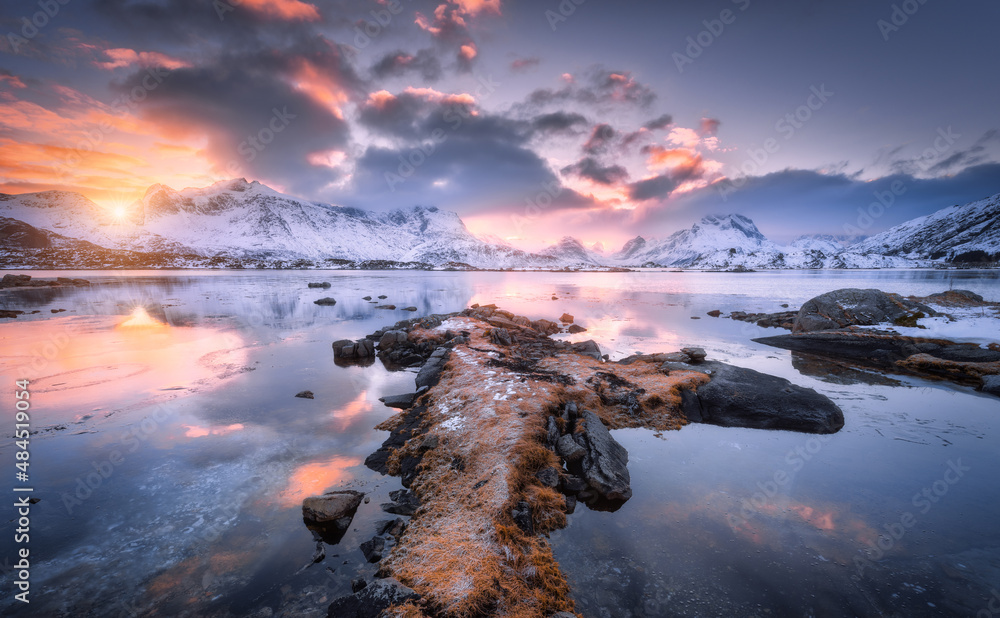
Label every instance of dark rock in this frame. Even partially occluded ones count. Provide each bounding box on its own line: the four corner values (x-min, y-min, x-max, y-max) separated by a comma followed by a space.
295, 390, 315, 399
378, 295, 388, 299
378, 329, 408, 351
567, 324, 587, 334
366, 406, 426, 477
356, 339, 375, 358
415, 347, 450, 389
0, 274, 31, 288
50, 308, 66, 313
0, 310, 24, 319
571, 340, 603, 361
561, 475, 588, 494
560, 313, 574, 323
535, 467, 560, 488
326, 578, 420, 618
546, 415, 560, 446
403, 306, 418, 312
314, 297, 337, 306
362, 296, 372, 301
490, 327, 513, 346
575, 410, 632, 502
682, 361, 844, 433
793, 288, 936, 333
379, 393, 415, 409
360, 536, 385, 563
556, 434, 586, 464
376, 305, 396, 310
376, 517, 407, 540
564, 495, 577, 515
381, 489, 420, 516
707, 310, 722, 317
681, 347, 707, 363
512, 501, 533, 535
351, 579, 367, 593
308, 282, 332, 288
980, 375, 1000, 397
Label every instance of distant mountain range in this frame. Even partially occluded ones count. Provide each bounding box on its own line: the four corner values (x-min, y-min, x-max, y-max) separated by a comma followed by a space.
0, 179, 997, 270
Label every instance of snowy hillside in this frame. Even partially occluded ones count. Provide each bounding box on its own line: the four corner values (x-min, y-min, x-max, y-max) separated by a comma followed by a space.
848, 192, 1000, 260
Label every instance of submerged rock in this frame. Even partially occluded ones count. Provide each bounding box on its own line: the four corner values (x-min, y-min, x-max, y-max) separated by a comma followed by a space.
314, 297, 337, 306
326, 577, 420, 618
680, 361, 844, 433
360, 536, 385, 563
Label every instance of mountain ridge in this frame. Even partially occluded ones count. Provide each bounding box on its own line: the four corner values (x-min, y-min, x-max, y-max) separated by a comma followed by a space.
1, 181, 997, 270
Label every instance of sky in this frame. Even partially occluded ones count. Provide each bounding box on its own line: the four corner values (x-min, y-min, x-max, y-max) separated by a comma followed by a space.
1, 0, 998, 251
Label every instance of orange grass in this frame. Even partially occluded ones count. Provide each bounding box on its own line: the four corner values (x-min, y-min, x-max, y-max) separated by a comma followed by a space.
378, 310, 710, 617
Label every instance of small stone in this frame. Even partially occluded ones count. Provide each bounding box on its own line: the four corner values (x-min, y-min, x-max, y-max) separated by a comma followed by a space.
707, 310, 722, 317
360, 536, 385, 563
308, 282, 332, 288
376, 305, 396, 310
362, 296, 372, 300
559, 313, 574, 323
567, 324, 587, 334
551, 296, 558, 300
314, 297, 337, 306
681, 347, 707, 363
403, 306, 418, 311
378, 295, 388, 299
295, 390, 314, 399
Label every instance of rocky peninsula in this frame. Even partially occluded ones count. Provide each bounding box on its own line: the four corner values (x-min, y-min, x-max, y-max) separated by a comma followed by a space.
313, 303, 845, 617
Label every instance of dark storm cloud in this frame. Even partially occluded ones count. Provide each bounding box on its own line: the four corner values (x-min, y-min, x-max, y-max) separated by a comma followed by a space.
531, 111, 588, 134
371, 49, 443, 81
358, 90, 530, 144
350, 136, 559, 213
561, 157, 629, 186
925, 130, 1000, 175
582, 123, 616, 154
643, 114, 673, 131
115, 60, 351, 194
525, 66, 657, 109
628, 174, 677, 201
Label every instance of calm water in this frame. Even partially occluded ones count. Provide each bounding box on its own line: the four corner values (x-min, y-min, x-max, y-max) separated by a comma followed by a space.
0, 269, 998, 617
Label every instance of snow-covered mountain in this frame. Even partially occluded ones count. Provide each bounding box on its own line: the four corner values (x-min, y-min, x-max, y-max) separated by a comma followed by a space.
848, 193, 1000, 260
1, 181, 996, 270
0, 179, 554, 268
538, 236, 604, 266
614, 214, 919, 269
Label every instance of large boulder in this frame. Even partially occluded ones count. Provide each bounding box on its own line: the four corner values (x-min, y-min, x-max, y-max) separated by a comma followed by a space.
574, 410, 632, 502
302, 490, 364, 544
377, 329, 408, 351
326, 578, 420, 618
793, 288, 935, 333
680, 361, 844, 434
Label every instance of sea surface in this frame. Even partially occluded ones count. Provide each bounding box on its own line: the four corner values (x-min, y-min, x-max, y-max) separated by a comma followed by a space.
0, 269, 998, 617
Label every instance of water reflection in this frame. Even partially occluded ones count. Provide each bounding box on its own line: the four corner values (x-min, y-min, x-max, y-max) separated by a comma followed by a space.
0, 270, 996, 617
